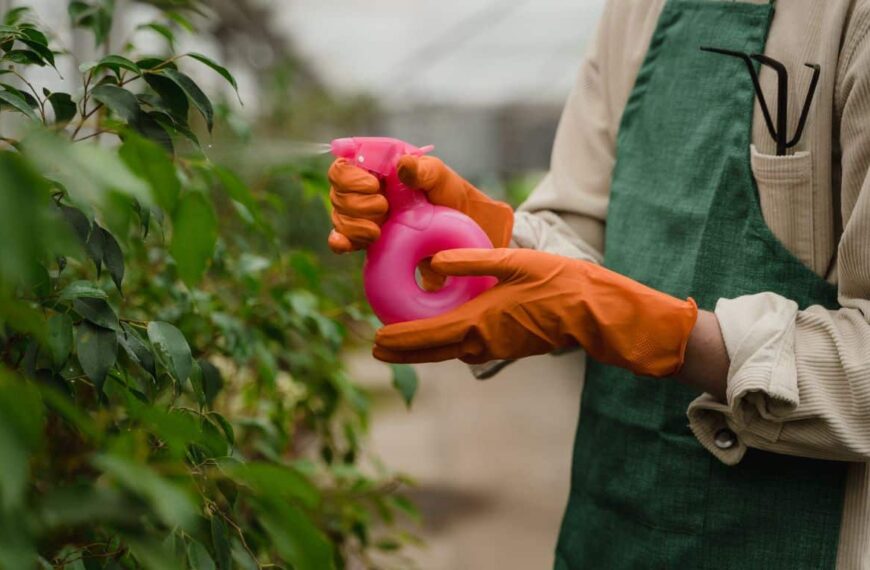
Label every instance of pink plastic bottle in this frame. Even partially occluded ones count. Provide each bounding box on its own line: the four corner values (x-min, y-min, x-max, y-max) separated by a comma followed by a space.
331, 137, 497, 324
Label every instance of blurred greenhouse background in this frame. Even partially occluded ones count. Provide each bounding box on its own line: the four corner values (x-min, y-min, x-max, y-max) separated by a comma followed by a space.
0, 0, 604, 568
0, 0, 605, 182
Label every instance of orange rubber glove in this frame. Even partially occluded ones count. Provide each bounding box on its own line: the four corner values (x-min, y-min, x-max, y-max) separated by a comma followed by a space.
327, 155, 514, 253
373, 248, 699, 378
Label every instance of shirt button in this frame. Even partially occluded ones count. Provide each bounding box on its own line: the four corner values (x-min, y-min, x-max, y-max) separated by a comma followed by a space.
714, 428, 737, 450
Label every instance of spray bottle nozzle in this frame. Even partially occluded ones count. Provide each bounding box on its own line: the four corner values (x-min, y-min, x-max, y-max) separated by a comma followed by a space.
330, 137, 434, 178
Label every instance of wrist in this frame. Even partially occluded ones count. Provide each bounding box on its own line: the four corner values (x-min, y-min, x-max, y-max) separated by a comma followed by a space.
674, 310, 729, 401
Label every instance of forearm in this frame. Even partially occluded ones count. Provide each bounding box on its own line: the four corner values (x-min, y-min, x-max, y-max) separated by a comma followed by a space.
674, 310, 729, 401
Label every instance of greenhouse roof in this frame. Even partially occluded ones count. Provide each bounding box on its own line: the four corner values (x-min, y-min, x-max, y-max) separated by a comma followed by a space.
275, 0, 605, 107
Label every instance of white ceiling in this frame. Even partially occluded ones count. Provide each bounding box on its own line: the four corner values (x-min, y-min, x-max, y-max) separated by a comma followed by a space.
272, 0, 606, 107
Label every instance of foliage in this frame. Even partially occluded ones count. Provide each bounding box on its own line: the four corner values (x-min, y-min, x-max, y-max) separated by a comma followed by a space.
0, 3, 419, 569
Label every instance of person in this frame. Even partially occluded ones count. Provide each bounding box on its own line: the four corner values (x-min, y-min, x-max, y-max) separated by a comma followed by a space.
326, 0, 870, 567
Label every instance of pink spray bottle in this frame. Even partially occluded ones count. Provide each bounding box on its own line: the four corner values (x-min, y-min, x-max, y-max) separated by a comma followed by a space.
330, 137, 497, 325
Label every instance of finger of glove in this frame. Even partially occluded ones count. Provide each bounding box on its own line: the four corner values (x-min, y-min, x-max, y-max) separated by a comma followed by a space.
374, 302, 488, 351
430, 248, 516, 279
330, 186, 388, 219
328, 158, 381, 194
331, 209, 380, 244
328, 230, 361, 254
373, 343, 467, 364
418, 257, 447, 291
397, 155, 468, 204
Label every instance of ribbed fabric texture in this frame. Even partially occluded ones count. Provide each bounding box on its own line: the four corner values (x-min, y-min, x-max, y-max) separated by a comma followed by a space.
504, 0, 870, 567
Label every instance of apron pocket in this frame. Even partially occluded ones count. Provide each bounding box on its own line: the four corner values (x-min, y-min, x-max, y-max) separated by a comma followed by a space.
749, 145, 816, 272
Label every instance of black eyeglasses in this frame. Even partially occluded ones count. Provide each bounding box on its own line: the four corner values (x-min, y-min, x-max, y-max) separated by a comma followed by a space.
700, 47, 820, 156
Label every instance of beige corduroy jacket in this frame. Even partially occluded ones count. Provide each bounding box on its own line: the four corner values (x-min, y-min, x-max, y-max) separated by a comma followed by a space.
502, 0, 870, 567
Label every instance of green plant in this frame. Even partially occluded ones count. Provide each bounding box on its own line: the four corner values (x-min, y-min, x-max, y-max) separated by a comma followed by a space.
0, 3, 419, 569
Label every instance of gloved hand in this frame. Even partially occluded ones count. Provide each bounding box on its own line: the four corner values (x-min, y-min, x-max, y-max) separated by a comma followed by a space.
373, 248, 699, 378
327, 155, 514, 254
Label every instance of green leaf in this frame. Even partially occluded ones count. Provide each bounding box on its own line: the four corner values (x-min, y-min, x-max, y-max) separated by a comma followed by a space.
375, 538, 401, 552
0, 88, 39, 121
3, 48, 45, 66
100, 227, 124, 291
150, 110, 198, 148
73, 297, 119, 331
210, 516, 232, 570
93, 454, 197, 529
147, 321, 193, 382
91, 84, 141, 124
19, 28, 54, 67
138, 22, 176, 48
93, 54, 141, 77
120, 324, 156, 377
0, 369, 44, 511
75, 320, 118, 389
69, 1, 113, 47
27, 262, 51, 297
187, 539, 216, 570
125, 537, 185, 570
136, 111, 175, 153
46, 313, 73, 370
47, 92, 77, 125
120, 133, 180, 211
225, 462, 320, 509
144, 72, 189, 124
252, 499, 334, 570
22, 130, 153, 208
212, 166, 261, 223
59, 204, 90, 240
134, 406, 221, 458
187, 52, 241, 103
155, 68, 214, 131
0, 82, 37, 109
36, 384, 99, 440
4, 7, 31, 26
389, 495, 421, 522
170, 192, 217, 286
137, 57, 176, 71
207, 412, 234, 447
390, 364, 418, 408
0, 516, 34, 570
0, 152, 51, 286
83, 220, 105, 274
58, 280, 107, 301
199, 359, 223, 406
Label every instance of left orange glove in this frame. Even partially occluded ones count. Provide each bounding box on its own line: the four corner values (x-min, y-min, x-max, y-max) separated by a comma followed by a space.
327, 155, 514, 254
373, 248, 699, 378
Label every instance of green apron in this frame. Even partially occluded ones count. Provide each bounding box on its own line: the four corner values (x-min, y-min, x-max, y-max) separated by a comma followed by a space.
555, 1, 848, 568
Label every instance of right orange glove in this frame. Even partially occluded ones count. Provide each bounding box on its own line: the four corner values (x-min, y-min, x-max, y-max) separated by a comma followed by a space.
373, 248, 699, 378
327, 155, 514, 254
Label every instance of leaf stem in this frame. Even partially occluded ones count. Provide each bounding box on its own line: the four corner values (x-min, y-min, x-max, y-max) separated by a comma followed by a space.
71, 71, 94, 140
74, 129, 113, 143
9, 69, 46, 123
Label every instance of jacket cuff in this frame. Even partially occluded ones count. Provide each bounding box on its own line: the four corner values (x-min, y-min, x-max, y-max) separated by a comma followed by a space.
511, 211, 602, 263
687, 293, 801, 465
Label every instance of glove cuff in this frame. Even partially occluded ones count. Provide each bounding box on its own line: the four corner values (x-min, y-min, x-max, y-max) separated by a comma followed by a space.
465, 196, 515, 248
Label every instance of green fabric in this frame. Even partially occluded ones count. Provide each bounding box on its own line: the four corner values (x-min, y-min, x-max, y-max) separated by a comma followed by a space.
555, 1, 848, 568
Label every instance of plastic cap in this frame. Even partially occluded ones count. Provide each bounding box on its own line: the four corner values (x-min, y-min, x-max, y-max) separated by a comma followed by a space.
330, 138, 359, 160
